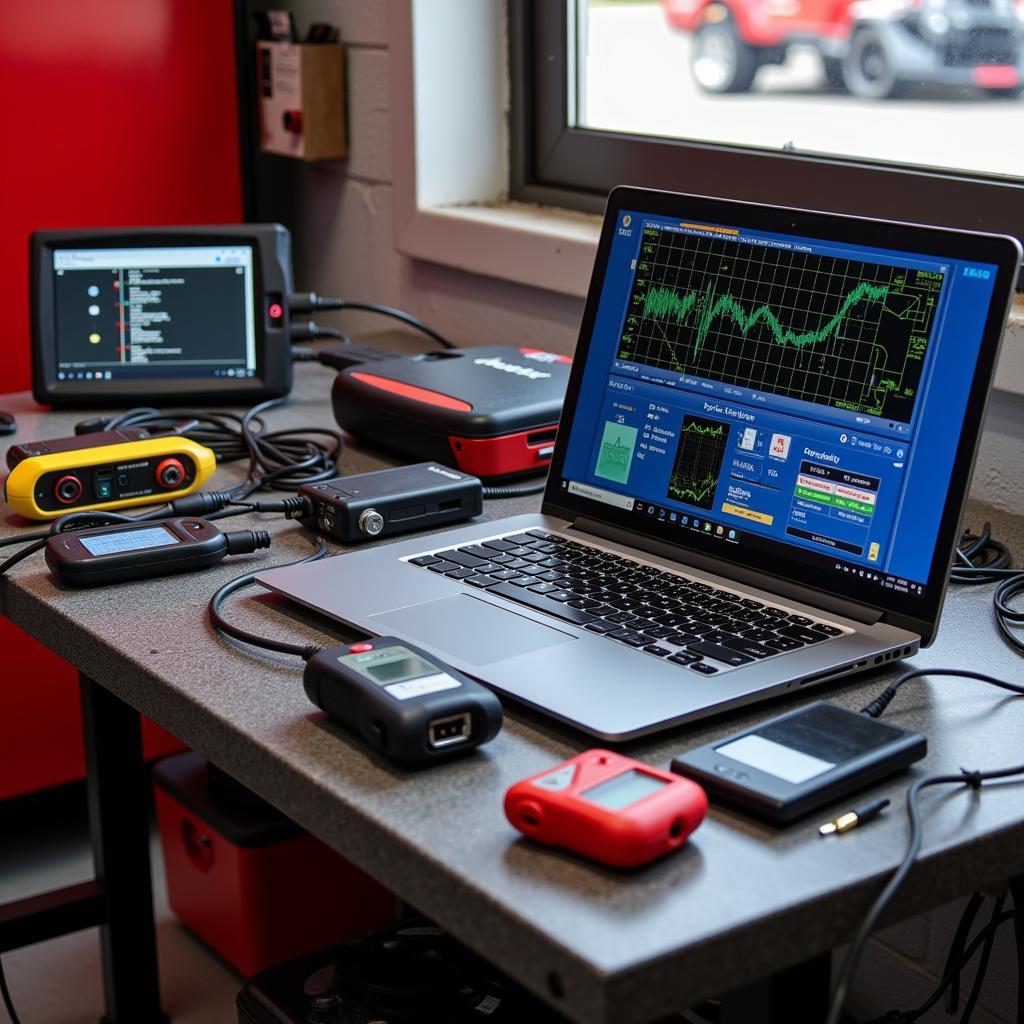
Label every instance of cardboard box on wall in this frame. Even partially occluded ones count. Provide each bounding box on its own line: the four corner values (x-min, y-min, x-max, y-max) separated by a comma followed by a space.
257, 41, 347, 161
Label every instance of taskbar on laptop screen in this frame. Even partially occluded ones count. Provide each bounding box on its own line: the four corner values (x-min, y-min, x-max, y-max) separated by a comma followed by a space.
558, 208, 1001, 608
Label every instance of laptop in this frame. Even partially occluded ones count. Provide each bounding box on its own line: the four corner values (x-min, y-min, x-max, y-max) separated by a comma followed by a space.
258, 187, 1021, 740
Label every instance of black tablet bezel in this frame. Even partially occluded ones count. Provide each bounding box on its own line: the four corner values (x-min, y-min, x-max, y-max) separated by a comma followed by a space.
541, 186, 1022, 642
31, 224, 293, 407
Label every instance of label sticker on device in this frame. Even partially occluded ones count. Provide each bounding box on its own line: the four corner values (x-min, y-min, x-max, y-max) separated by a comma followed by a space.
384, 674, 462, 700
715, 734, 835, 784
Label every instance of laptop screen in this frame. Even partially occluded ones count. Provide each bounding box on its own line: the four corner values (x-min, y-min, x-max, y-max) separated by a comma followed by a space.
551, 191, 1018, 629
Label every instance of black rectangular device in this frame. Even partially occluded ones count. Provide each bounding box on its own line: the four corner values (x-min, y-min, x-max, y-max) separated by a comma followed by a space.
31, 224, 294, 407
298, 462, 483, 543
671, 701, 926, 824
331, 346, 571, 480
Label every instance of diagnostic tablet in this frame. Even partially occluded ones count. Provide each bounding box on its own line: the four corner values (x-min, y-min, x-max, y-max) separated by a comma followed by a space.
31, 225, 294, 407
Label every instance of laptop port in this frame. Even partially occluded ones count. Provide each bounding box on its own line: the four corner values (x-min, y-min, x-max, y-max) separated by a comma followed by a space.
428, 711, 472, 749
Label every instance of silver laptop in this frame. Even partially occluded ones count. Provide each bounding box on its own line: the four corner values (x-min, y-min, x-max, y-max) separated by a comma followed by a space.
258, 187, 1021, 740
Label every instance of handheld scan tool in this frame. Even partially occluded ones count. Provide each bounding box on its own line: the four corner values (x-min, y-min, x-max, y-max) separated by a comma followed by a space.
504, 749, 707, 867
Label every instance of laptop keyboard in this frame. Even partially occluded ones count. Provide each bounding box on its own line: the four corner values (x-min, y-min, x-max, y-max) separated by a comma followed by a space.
407, 530, 849, 675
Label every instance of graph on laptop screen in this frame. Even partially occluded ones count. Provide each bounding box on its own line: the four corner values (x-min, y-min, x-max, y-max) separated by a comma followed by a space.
559, 211, 1000, 602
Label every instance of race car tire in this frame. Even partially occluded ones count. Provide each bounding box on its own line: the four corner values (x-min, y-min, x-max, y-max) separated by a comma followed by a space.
842, 28, 903, 99
692, 18, 760, 94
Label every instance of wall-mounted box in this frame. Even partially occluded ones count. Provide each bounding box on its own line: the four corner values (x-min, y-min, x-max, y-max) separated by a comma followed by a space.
257, 42, 347, 161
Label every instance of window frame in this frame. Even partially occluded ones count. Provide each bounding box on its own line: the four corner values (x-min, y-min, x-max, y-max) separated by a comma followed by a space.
509, 0, 1024, 260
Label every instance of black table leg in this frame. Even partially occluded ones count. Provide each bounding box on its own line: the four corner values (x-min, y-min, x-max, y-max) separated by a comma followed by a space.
80, 674, 167, 1024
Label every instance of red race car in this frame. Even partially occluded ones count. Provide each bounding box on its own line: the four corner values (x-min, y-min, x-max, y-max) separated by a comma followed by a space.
662, 0, 1024, 97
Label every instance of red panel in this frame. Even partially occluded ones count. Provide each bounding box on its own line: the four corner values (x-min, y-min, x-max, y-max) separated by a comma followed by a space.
0, 0, 244, 394
0, 618, 184, 800
0, 0, 240, 798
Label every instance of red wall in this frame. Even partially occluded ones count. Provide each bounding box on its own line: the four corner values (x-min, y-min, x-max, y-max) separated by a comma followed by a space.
0, 0, 245, 798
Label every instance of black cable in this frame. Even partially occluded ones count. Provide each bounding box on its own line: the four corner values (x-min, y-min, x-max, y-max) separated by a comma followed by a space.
861, 666, 1024, 719
950, 523, 1014, 584
942, 891, 984, 1014
290, 320, 352, 344
1010, 877, 1024, 1024
995, 573, 1024, 657
95, 402, 342, 498
826, 766, 1024, 1024
0, 538, 47, 577
865, 906, 1016, 1023
207, 540, 329, 659
960, 892, 1006, 1024
0, 955, 21, 1024
288, 293, 455, 349
481, 480, 547, 500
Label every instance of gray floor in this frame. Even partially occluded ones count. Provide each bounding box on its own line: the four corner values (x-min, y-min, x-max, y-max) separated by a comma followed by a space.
0, 787, 240, 1024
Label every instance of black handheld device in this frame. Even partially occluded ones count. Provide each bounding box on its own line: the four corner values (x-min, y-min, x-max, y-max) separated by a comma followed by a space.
44, 517, 271, 586
298, 462, 483, 542
31, 224, 293, 407
303, 637, 503, 767
671, 701, 926, 824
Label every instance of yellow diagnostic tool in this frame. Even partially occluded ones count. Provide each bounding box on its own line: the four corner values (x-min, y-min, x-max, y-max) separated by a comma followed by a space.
4, 436, 217, 520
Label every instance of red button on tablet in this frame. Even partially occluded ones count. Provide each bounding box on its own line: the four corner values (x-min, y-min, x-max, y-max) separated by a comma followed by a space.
349, 643, 374, 653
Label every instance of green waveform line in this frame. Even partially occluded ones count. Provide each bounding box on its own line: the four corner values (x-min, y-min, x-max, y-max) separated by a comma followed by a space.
682, 421, 725, 437
642, 280, 893, 354
669, 473, 717, 505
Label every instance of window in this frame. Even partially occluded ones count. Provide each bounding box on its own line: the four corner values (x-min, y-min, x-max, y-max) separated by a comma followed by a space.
510, 0, 1024, 249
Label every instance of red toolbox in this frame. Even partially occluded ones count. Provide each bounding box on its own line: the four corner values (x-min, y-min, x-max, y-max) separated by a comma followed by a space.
154, 752, 395, 977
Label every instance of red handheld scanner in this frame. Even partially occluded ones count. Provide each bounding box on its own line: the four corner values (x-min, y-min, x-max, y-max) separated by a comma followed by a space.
504, 749, 708, 867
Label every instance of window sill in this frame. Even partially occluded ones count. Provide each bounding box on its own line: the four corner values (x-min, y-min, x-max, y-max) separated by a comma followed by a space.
398, 200, 1024, 398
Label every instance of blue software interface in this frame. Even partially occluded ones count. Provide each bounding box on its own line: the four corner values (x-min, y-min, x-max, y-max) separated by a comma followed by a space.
560, 210, 999, 600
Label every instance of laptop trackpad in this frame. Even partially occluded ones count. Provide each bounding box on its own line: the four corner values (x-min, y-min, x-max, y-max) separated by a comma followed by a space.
370, 594, 575, 666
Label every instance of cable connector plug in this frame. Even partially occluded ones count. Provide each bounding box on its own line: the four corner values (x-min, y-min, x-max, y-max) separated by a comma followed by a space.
250, 496, 312, 519
290, 320, 351, 342
860, 684, 899, 719
288, 292, 344, 312
170, 490, 236, 516
223, 530, 272, 556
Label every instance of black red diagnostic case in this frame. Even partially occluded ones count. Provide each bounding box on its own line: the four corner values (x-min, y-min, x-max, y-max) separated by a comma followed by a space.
331, 346, 571, 480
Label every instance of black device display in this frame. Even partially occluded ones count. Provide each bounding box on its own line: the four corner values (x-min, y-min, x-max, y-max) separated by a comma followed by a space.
303, 637, 503, 767
331, 346, 571, 480
670, 701, 926, 824
44, 517, 270, 586
31, 224, 293, 407
298, 462, 483, 542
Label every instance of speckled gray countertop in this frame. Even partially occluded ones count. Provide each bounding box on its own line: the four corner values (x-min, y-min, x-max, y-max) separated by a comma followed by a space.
3, 363, 1024, 1023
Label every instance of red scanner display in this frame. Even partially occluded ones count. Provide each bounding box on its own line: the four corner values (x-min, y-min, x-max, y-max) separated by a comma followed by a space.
504, 749, 707, 867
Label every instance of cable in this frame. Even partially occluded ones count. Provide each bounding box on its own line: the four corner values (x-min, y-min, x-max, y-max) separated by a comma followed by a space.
960, 892, 1006, 1024
941, 891, 984, 1014
207, 539, 329, 660
0, 955, 21, 1024
826, 765, 1024, 1024
290, 320, 352, 344
288, 293, 455, 350
950, 522, 1014, 584
995, 572, 1024, 657
91, 401, 342, 498
481, 480, 547, 500
864, 904, 1016, 1023
861, 666, 1024, 719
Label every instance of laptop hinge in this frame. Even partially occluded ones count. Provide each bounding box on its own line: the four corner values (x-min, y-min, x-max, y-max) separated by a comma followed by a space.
569, 516, 884, 626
